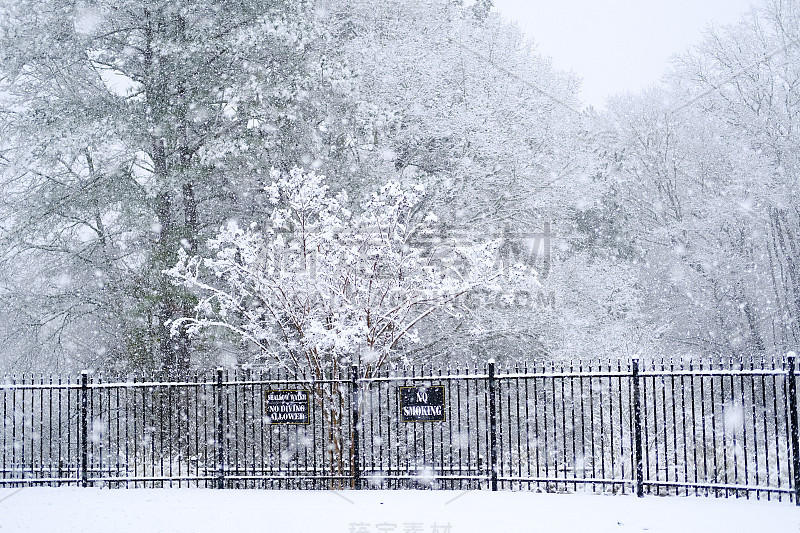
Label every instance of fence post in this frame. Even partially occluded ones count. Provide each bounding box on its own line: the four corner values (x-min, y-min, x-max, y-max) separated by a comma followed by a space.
351, 364, 361, 490
488, 359, 498, 491
787, 352, 800, 506
80, 371, 88, 488
215, 368, 225, 489
632, 357, 644, 498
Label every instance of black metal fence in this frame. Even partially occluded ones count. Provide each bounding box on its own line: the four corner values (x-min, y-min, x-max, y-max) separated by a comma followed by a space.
2, 355, 800, 504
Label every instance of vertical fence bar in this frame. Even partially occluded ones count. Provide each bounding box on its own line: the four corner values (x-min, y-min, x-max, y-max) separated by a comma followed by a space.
787, 352, 800, 506
488, 359, 498, 491
632, 357, 644, 497
351, 364, 361, 490
80, 371, 88, 488
20, 375, 24, 486
215, 368, 225, 489
1, 376, 5, 485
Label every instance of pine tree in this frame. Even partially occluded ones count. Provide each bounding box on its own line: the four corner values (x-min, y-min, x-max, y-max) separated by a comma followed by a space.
0, 0, 356, 374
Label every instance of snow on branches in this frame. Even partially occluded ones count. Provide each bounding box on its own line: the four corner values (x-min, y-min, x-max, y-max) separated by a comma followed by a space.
165, 167, 521, 376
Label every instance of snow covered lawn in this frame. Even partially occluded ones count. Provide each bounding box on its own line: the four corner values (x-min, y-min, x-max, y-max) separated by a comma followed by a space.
0, 488, 796, 532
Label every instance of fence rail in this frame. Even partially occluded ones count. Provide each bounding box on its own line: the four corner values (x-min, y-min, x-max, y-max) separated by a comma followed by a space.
2, 354, 799, 504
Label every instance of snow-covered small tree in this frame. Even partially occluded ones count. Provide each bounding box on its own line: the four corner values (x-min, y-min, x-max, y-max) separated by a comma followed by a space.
166, 166, 517, 482
167, 167, 509, 376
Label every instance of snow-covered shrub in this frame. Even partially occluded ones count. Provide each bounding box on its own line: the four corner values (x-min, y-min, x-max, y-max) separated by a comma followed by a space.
166, 167, 508, 377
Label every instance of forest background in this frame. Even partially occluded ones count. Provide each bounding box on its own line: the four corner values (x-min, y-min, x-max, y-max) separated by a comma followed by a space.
0, 0, 797, 377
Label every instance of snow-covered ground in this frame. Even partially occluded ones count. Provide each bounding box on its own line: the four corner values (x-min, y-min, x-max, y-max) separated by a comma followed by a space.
0, 488, 796, 532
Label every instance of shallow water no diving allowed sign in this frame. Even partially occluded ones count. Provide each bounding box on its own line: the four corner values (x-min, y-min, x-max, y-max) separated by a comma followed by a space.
265, 390, 310, 424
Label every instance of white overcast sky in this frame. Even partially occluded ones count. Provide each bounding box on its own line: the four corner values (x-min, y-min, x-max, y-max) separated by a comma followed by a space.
491, 0, 757, 109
